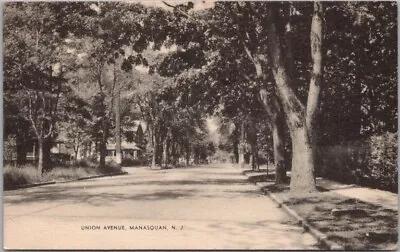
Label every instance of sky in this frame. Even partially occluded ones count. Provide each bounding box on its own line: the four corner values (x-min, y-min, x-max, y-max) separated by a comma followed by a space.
206, 116, 220, 144
139, 1, 215, 11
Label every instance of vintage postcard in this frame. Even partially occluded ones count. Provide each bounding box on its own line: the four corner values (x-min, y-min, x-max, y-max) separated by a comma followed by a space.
3, 1, 398, 250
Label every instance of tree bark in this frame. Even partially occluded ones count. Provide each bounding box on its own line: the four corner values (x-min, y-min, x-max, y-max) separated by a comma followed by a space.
272, 113, 287, 184
171, 138, 178, 167
233, 138, 239, 163
238, 121, 246, 168
99, 116, 108, 168
247, 120, 259, 171
151, 126, 157, 169
259, 89, 287, 184
250, 145, 259, 171
73, 136, 80, 161
115, 73, 122, 165
186, 143, 191, 166
99, 137, 106, 168
193, 148, 199, 164
16, 130, 27, 165
43, 138, 52, 171
265, 3, 317, 192
161, 131, 170, 168
290, 126, 316, 191
306, 1, 324, 152
162, 138, 167, 168
37, 138, 44, 174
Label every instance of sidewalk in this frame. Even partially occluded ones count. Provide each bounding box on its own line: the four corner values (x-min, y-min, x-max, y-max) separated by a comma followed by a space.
243, 168, 398, 250
316, 177, 398, 211
245, 168, 398, 211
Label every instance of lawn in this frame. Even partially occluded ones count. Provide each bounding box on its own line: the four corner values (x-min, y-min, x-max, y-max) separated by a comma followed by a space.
3, 161, 123, 190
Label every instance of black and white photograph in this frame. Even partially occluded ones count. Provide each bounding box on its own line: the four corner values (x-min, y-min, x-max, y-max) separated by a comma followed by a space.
3, 1, 398, 250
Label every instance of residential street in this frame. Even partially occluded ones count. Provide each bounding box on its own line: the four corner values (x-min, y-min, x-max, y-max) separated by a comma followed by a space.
4, 164, 318, 250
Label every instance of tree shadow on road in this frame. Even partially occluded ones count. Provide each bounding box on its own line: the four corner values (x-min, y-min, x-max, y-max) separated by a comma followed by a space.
4, 177, 258, 205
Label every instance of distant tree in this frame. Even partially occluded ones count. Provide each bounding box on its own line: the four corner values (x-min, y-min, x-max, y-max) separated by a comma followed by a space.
4, 3, 70, 172
62, 95, 92, 161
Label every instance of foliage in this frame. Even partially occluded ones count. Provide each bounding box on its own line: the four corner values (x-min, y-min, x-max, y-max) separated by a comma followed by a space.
3, 164, 42, 189
367, 132, 397, 192
4, 3, 72, 138
318, 132, 397, 192
320, 2, 397, 144
121, 158, 143, 167
3, 160, 123, 190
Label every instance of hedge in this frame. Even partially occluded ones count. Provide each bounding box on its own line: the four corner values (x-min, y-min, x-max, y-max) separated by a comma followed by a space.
317, 132, 397, 193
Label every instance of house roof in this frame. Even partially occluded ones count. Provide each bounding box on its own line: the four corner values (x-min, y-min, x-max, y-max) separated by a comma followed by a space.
122, 120, 148, 133
106, 141, 142, 150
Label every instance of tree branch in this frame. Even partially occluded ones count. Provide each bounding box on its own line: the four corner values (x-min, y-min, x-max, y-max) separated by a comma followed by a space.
27, 90, 41, 138
43, 123, 53, 139
162, 1, 197, 22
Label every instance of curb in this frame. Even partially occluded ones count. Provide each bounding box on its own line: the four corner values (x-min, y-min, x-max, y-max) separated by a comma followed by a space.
6, 181, 57, 191
242, 171, 345, 250
5, 171, 128, 191
69, 171, 128, 182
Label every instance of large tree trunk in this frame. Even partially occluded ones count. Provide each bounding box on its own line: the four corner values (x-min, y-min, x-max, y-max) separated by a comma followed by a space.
250, 144, 259, 171
37, 138, 44, 174
272, 112, 287, 184
238, 121, 246, 168
306, 1, 324, 164
248, 121, 259, 171
233, 139, 239, 163
265, 3, 320, 192
259, 90, 287, 184
43, 138, 52, 172
16, 131, 27, 165
290, 126, 316, 191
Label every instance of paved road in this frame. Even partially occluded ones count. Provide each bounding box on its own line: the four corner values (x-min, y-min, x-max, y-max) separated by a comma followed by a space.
4, 164, 318, 250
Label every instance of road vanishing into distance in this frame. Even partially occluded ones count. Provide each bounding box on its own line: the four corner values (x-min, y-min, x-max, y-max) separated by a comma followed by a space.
4, 164, 318, 250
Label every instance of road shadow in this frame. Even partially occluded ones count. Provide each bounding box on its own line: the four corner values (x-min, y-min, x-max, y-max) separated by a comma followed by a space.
248, 174, 275, 184
4, 171, 256, 205
243, 169, 270, 174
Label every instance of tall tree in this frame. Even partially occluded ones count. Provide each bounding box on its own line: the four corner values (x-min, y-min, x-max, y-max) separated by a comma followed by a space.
4, 3, 70, 172
264, 2, 324, 192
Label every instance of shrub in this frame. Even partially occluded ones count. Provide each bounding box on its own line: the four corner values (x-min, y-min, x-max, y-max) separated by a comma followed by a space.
44, 166, 97, 181
367, 133, 397, 192
4, 158, 124, 190
98, 161, 122, 174
317, 132, 397, 192
121, 158, 142, 167
50, 153, 72, 166
73, 159, 98, 168
3, 164, 42, 190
